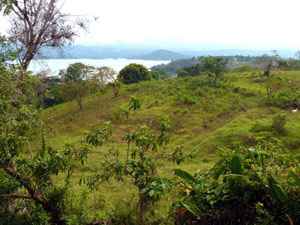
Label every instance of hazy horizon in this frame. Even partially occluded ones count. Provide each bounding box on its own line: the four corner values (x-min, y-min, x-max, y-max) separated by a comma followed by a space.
1, 0, 300, 52
73, 41, 300, 52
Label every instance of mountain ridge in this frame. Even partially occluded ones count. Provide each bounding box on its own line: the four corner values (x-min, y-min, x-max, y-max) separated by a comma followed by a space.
129, 49, 188, 60
40, 45, 299, 60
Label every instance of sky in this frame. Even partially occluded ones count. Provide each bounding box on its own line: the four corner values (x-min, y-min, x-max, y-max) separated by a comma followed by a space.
1, 0, 300, 50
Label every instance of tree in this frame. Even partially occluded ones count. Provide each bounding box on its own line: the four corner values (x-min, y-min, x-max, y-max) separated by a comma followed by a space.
59, 62, 94, 83
0, 38, 90, 224
92, 66, 117, 90
60, 82, 88, 110
118, 63, 150, 84
254, 50, 280, 77
0, 0, 87, 71
149, 70, 171, 80
262, 75, 282, 104
42, 76, 64, 108
85, 116, 173, 223
201, 56, 228, 86
59, 62, 95, 110
107, 81, 122, 97
33, 69, 52, 109
177, 69, 189, 78
177, 64, 204, 78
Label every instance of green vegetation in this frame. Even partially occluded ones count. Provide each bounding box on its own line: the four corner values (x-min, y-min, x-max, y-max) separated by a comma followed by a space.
2, 2, 300, 224
34, 68, 300, 224
173, 139, 300, 224
118, 63, 151, 84
3, 51, 300, 223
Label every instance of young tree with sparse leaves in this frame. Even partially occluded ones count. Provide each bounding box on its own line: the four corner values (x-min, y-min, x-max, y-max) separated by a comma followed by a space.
0, 0, 88, 71
201, 56, 228, 86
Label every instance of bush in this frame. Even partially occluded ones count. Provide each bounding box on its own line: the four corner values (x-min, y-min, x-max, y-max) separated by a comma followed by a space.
268, 91, 298, 109
272, 114, 287, 135
107, 198, 138, 225
231, 64, 254, 73
250, 122, 271, 133
174, 92, 197, 105
171, 139, 300, 225
233, 86, 240, 93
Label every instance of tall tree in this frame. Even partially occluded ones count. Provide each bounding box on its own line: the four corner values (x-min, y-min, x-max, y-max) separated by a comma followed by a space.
254, 50, 280, 77
0, 37, 91, 225
201, 56, 228, 86
0, 0, 87, 71
59, 62, 94, 83
92, 66, 117, 89
59, 63, 94, 110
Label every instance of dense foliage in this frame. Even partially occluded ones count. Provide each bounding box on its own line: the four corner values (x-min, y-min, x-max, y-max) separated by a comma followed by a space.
172, 139, 300, 225
2, 6, 300, 223
118, 63, 151, 84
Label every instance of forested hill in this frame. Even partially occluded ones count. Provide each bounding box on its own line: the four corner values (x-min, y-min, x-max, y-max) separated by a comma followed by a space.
129, 49, 188, 60
151, 55, 259, 73
44, 70, 300, 159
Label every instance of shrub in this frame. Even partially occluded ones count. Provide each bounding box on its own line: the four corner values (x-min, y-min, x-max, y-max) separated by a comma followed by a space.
250, 122, 271, 133
174, 92, 197, 105
107, 198, 138, 225
272, 114, 287, 135
194, 88, 206, 97
231, 64, 254, 73
268, 91, 298, 109
171, 139, 300, 225
233, 86, 240, 93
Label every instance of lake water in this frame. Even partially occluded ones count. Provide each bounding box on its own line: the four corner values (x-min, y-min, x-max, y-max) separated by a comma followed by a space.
28, 58, 170, 75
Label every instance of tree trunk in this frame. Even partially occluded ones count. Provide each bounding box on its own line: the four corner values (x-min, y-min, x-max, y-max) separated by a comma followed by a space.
39, 92, 44, 109
114, 90, 118, 97
77, 96, 83, 111
138, 194, 148, 224
264, 59, 273, 77
138, 185, 150, 224
214, 74, 218, 87
0, 164, 66, 225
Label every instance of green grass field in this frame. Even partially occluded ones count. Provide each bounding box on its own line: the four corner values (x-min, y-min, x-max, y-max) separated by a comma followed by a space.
38, 71, 300, 222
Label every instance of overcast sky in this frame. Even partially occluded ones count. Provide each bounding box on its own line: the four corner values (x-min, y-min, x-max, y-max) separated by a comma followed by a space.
1, 0, 300, 50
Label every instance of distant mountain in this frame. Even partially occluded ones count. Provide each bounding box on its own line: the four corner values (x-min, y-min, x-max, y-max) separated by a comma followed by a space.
41, 45, 150, 59
130, 50, 188, 60
180, 49, 297, 59
39, 43, 298, 60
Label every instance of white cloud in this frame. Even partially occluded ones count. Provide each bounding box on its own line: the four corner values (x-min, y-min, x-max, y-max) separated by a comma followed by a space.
1, 0, 300, 49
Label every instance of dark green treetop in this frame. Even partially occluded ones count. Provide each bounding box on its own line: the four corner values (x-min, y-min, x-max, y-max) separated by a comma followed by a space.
118, 63, 150, 84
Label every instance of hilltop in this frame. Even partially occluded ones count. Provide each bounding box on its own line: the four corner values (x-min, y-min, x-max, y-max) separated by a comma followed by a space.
43, 70, 300, 169
8, 68, 300, 223
129, 49, 188, 60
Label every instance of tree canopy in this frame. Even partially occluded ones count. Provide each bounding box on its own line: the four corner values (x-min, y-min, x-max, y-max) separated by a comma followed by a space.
118, 63, 150, 84
201, 56, 228, 85
0, 0, 87, 71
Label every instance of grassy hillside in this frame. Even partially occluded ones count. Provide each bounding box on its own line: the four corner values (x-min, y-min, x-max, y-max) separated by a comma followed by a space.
40, 70, 300, 221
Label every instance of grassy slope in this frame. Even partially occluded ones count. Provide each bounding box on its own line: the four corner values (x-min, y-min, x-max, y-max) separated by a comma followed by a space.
40, 70, 300, 220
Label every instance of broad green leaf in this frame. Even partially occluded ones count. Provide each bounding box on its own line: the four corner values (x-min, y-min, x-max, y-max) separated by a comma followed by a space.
182, 201, 204, 218
268, 174, 288, 205
289, 171, 300, 186
174, 169, 195, 185
195, 183, 204, 195
230, 155, 242, 175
